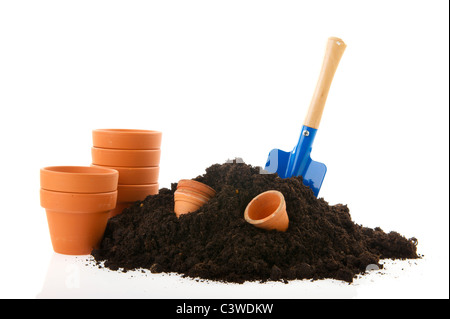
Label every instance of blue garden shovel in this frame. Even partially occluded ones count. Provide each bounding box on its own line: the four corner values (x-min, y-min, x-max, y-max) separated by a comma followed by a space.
264, 37, 346, 197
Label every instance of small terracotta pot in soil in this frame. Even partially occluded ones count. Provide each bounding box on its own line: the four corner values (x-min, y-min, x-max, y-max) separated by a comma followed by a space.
174, 180, 216, 217
174, 189, 210, 217
92, 129, 162, 150
40, 166, 118, 194
91, 164, 159, 185
91, 147, 161, 167
40, 189, 118, 255
176, 179, 216, 198
244, 190, 289, 232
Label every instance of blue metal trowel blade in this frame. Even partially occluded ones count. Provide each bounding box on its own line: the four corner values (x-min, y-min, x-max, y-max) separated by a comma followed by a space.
264, 148, 291, 179
302, 159, 327, 197
264, 125, 326, 197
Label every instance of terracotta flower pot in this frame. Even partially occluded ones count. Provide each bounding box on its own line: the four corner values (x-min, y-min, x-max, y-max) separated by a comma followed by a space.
91, 147, 161, 167
244, 190, 289, 232
176, 179, 216, 198
174, 189, 211, 217
92, 129, 162, 150
173, 180, 216, 217
40, 189, 118, 255
40, 166, 118, 194
117, 183, 159, 202
91, 164, 159, 185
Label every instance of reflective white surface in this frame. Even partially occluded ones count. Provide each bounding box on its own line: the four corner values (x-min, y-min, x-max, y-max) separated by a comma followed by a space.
30, 253, 441, 299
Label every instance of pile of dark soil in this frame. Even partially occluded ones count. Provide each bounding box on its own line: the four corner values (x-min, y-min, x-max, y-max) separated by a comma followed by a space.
92, 161, 419, 283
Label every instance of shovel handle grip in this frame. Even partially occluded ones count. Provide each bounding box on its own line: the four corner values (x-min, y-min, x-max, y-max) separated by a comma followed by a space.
303, 37, 346, 129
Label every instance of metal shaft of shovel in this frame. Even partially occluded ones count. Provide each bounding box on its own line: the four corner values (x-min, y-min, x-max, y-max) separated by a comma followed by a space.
265, 37, 346, 197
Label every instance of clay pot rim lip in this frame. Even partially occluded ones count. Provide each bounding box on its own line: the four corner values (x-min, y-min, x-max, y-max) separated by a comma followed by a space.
40, 188, 118, 213
93, 129, 162, 135
244, 190, 285, 225
91, 147, 161, 153
40, 188, 118, 197
92, 129, 162, 150
41, 166, 119, 177
117, 183, 159, 188
116, 184, 159, 202
91, 164, 159, 171
177, 179, 216, 195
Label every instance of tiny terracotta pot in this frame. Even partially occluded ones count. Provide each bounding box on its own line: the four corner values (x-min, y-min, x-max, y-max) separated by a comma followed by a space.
244, 190, 289, 232
177, 179, 216, 198
93, 129, 162, 150
117, 183, 159, 202
40, 189, 118, 255
91, 164, 159, 185
91, 147, 161, 167
174, 189, 210, 217
174, 179, 216, 217
40, 166, 118, 194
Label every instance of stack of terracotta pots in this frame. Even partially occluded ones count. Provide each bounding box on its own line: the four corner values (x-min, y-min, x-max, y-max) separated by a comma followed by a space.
40, 166, 119, 255
91, 129, 162, 218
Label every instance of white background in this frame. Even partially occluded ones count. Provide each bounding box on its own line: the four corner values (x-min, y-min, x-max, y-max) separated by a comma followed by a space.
0, 0, 448, 299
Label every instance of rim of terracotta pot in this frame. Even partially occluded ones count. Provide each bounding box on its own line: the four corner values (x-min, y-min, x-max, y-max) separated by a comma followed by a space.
177, 179, 216, 198
117, 183, 159, 202
40, 166, 119, 194
40, 188, 118, 213
244, 190, 289, 232
91, 147, 161, 167
92, 129, 162, 150
91, 164, 159, 185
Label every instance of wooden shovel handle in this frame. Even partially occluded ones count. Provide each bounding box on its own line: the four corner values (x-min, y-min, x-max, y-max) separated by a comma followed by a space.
303, 37, 346, 129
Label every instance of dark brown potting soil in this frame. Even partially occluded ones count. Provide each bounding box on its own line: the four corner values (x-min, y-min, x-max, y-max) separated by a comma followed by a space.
91, 161, 419, 283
